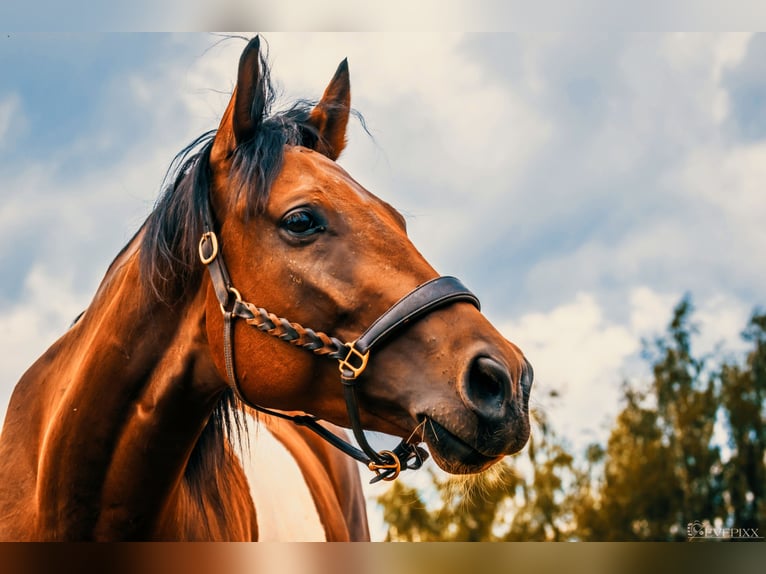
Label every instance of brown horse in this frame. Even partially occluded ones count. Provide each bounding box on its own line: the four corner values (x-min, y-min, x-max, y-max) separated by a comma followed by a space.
0, 37, 533, 541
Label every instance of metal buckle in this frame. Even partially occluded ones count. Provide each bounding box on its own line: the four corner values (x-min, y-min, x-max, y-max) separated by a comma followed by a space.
338, 341, 370, 380
368, 450, 401, 482
220, 286, 243, 315
199, 231, 219, 265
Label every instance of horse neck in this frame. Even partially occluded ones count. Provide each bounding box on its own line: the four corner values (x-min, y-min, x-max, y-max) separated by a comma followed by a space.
30, 237, 228, 539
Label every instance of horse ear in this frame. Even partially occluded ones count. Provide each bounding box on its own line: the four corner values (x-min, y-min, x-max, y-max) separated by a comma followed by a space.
212, 36, 266, 161
307, 59, 351, 161
233, 36, 266, 144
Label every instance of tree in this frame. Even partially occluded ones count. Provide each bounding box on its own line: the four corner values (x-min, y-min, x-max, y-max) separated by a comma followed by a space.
719, 311, 766, 531
580, 297, 723, 540
574, 383, 687, 540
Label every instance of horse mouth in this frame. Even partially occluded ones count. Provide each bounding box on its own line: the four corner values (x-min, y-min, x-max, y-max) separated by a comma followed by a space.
420, 417, 503, 474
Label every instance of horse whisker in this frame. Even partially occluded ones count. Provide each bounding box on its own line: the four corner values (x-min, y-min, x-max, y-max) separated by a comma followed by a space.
406, 419, 427, 444
427, 418, 440, 443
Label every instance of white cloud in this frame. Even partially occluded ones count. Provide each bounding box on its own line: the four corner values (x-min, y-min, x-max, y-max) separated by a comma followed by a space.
710, 33, 753, 122
0, 266, 87, 423
672, 141, 766, 225
693, 293, 752, 359
628, 286, 678, 337
500, 292, 639, 450
497, 286, 752, 453
519, 75, 766, 316
661, 140, 766, 296
662, 32, 751, 79
266, 33, 552, 187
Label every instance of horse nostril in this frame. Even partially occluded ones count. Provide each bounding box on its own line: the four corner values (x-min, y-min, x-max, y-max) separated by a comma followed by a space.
462, 356, 510, 422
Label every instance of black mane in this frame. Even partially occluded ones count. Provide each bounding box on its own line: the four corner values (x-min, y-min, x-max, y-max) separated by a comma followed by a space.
135, 51, 330, 521
139, 103, 322, 304
139, 39, 344, 304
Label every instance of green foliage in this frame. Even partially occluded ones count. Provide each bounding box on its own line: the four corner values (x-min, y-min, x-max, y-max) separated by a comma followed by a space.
719, 311, 766, 531
377, 298, 766, 541
581, 297, 723, 540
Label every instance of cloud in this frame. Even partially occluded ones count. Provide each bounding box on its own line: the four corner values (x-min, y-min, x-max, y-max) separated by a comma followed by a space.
0, 266, 86, 418
721, 33, 766, 140
500, 292, 639, 449
0, 36, 222, 303
497, 286, 752, 453
691, 293, 752, 360
0, 36, 215, 421
443, 34, 765, 325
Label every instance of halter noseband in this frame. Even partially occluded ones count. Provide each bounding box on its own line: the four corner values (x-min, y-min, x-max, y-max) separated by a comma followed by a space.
198, 215, 480, 483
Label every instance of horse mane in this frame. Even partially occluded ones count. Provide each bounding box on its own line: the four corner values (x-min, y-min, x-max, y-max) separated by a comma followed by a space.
139, 118, 322, 304
134, 51, 329, 515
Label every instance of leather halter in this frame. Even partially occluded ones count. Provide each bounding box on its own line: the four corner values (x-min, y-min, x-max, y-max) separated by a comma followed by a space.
198, 207, 481, 483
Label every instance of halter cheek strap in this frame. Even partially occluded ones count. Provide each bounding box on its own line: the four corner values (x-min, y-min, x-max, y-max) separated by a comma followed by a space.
198, 226, 480, 483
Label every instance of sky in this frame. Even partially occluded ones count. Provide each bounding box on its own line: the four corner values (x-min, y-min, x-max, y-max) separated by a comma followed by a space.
1, 32, 765, 536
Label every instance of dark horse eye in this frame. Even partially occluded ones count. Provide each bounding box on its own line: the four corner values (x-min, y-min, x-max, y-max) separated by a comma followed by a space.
281, 209, 326, 237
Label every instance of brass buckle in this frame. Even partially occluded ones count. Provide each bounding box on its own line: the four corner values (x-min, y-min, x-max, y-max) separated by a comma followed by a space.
338, 341, 370, 380
368, 450, 401, 481
220, 286, 243, 315
199, 231, 219, 265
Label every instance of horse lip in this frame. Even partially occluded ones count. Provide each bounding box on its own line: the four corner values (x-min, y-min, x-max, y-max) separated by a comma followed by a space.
421, 417, 500, 472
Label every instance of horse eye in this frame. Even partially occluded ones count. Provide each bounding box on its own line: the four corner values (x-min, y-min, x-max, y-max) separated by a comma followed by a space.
281, 209, 325, 236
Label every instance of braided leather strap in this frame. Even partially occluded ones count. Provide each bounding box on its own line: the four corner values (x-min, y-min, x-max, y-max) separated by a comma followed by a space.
232, 300, 348, 360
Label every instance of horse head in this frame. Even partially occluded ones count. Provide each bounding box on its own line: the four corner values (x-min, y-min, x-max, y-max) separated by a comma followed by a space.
201, 37, 533, 476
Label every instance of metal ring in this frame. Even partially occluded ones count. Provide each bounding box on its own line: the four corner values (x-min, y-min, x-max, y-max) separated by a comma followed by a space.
228, 287, 242, 302
368, 449, 401, 481
219, 287, 244, 315
199, 232, 219, 265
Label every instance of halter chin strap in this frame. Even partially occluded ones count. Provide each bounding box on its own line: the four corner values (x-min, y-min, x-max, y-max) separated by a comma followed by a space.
198, 222, 480, 483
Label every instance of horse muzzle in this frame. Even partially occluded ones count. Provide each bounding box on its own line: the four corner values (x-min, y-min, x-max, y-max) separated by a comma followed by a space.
417, 352, 534, 474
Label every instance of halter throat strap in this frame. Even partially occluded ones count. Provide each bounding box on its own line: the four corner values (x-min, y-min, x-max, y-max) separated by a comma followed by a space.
198, 223, 480, 483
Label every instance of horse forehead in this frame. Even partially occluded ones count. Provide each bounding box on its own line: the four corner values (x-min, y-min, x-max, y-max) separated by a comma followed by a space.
275, 147, 370, 203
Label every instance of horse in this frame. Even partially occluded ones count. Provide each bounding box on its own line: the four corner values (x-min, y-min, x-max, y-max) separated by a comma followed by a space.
0, 36, 534, 541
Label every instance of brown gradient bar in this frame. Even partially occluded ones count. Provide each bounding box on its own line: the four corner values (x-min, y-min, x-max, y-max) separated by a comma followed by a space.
1, 542, 761, 574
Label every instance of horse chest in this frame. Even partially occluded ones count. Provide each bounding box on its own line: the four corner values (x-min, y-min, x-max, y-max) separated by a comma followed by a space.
237, 413, 327, 541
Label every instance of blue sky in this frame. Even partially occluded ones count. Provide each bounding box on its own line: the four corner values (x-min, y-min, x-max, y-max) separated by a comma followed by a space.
1, 33, 765, 535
